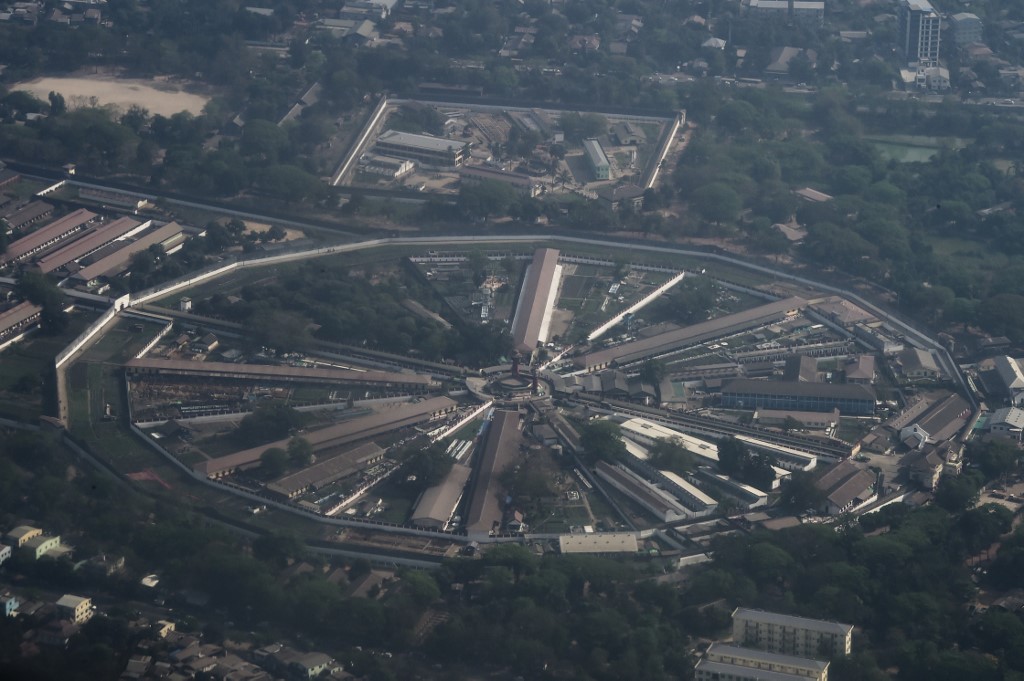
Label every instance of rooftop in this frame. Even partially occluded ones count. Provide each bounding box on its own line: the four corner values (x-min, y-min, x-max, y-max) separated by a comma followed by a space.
466, 411, 523, 534
265, 442, 384, 497
126, 358, 433, 386
35, 217, 142, 273
559, 532, 639, 554
733, 607, 853, 636
56, 594, 90, 609
377, 129, 465, 154
990, 407, 1024, 430
994, 355, 1024, 391
194, 397, 456, 477
696, 659, 816, 681
510, 248, 561, 354
705, 642, 829, 672
579, 297, 807, 369
73, 221, 184, 281
583, 138, 610, 167
723, 378, 876, 401
411, 463, 472, 526
2, 207, 94, 263
0, 301, 42, 334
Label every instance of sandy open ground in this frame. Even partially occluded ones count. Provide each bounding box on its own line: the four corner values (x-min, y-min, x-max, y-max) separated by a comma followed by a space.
14, 76, 209, 116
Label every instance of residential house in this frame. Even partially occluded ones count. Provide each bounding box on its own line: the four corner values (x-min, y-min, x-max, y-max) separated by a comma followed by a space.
0, 591, 19, 617
55, 594, 93, 624
0, 543, 10, 566
5, 525, 41, 547
22, 534, 61, 560
36, 619, 79, 648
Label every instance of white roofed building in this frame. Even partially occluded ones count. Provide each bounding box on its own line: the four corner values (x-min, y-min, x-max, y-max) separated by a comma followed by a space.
374, 129, 467, 167
994, 356, 1024, 405
989, 407, 1024, 442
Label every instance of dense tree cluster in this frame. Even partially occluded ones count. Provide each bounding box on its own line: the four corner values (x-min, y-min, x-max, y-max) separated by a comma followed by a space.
192, 259, 510, 366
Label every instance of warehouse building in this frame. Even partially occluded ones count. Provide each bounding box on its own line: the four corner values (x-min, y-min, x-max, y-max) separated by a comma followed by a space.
72, 221, 186, 283
576, 297, 808, 371
2, 201, 53, 233
721, 378, 876, 416
193, 396, 457, 478
410, 463, 472, 529
125, 358, 435, 391
374, 129, 466, 167
658, 469, 718, 516
693, 469, 769, 509
510, 248, 562, 356
1, 208, 96, 266
0, 301, 42, 343
595, 460, 690, 522
619, 417, 720, 466
466, 410, 524, 538
34, 217, 144, 274
265, 442, 385, 499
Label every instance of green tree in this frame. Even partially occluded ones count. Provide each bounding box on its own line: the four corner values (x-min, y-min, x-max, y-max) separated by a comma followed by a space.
260, 447, 287, 477
934, 471, 984, 513
459, 180, 518, 220
18, 270, 67, 334
648, 437, 693, 475
287, 437, 313, 467
691, 182, 741, 225
405, 442, 454, 488
580, 420, 626, 464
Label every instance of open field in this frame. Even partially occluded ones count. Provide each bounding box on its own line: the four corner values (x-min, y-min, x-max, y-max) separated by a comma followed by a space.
14, 76, 209, 116
864, 135, 970, 163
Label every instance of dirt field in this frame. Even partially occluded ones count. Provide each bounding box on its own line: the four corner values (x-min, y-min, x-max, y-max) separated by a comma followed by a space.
242, 221, 305, 242
14, 76, 209, 116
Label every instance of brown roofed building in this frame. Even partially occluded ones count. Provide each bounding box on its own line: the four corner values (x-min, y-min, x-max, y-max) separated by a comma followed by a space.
782, 354, 818, 382
510, 248, 562, 355
72, 221, 185, 282
2, 201, 53, 232
814, 460, 876, 515
265, 442, 385, 499
577, 297, 808, 371
1, 207, 94, 264
193, 396, 456, 478
34, 217, 143, 274
411, 463, 472, 529
125, 357, 434, 390
466, 410, 523, 538
0, 301, 42, 342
